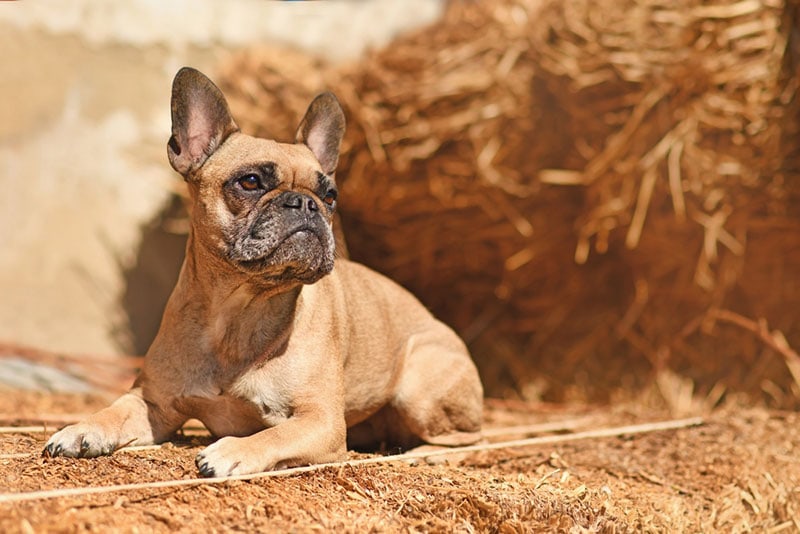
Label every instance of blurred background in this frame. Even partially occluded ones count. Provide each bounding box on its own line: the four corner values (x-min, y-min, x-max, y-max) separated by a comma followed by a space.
1, 0, 799, 409
0, 0, 444, 388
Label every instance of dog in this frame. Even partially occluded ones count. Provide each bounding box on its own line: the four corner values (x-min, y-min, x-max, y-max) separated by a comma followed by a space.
44, 67, 483, 477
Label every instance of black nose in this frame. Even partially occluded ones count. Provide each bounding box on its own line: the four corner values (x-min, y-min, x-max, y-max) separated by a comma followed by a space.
281, 192, 318, 212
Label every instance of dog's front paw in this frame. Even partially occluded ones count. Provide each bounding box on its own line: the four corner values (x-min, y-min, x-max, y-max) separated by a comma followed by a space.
43, 424, 118, 458
196, 436, 269, 477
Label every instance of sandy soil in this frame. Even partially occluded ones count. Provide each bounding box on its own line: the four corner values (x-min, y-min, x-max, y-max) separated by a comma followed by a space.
1, 390, 798, 532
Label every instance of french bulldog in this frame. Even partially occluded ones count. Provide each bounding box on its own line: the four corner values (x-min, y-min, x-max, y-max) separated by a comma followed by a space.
44, 67, 483, 477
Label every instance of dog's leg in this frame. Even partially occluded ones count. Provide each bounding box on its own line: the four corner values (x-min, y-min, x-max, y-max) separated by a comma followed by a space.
392, 335, 484, 447
195, 408, 346, 477
44, 387, 183, 458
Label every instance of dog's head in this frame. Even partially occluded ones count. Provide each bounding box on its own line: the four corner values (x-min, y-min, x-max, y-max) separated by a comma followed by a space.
167, 67, 345, 286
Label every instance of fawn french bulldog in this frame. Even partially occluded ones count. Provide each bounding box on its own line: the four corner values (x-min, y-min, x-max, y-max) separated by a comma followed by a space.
44, 67, 483, 477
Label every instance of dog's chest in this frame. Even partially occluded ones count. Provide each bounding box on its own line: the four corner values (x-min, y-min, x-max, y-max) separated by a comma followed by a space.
176, 363, 294, 438
176, 393, 265, 437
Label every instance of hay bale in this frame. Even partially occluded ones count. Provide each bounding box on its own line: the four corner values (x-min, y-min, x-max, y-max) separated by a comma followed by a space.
530, 0, 800, 402
218, 0, 800, 404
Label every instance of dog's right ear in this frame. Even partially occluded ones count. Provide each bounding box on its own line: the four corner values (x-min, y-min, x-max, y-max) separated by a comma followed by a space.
167, 67, 239, 177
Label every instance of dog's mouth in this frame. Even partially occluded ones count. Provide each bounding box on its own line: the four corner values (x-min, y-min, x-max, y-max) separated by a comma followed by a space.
234, 226, 333, 282
236, 227, 317, 264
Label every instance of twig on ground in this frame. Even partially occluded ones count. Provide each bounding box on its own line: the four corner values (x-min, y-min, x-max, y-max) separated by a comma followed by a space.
480, 416, 596, 438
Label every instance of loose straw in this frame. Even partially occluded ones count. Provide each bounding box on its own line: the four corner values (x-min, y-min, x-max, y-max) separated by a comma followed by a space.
0, 417, 702, 505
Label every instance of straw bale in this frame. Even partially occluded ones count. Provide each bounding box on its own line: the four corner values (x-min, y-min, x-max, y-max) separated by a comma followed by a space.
218, 0, 800, 404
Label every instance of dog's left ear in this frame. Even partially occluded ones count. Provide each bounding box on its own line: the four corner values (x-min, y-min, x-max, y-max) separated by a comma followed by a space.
168, 67, 240, 177
295, 92, 345, 175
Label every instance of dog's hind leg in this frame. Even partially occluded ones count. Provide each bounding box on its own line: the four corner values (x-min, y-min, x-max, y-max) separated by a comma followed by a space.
390, 334, 484, 448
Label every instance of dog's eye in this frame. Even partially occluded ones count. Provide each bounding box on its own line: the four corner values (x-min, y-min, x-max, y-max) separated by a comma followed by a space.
237, 174, 262, 192
323, 189, 338, 206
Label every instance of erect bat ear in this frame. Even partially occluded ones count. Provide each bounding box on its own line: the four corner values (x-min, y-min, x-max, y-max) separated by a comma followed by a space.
295, 92, 345, 175
167, 67, 239, 177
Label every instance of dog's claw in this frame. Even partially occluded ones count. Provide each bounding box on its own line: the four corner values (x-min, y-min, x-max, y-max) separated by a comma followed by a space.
196, 454, 210, 477
43, 442, 64, 458
197, 460, 215, 478
79, 438, 91, 458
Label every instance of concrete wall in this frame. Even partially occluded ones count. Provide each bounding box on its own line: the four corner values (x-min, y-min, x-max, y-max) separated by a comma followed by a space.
0, 0, 443, 356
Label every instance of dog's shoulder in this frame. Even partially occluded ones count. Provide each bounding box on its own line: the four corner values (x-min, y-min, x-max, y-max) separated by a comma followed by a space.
314, 258, 437, 328
327, 259, 410, 299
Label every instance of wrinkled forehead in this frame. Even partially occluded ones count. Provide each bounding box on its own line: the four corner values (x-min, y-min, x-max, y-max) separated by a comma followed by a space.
198, 133, 324, 185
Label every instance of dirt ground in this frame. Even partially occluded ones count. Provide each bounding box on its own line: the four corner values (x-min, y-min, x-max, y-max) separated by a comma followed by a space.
0, 389, 798, 532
